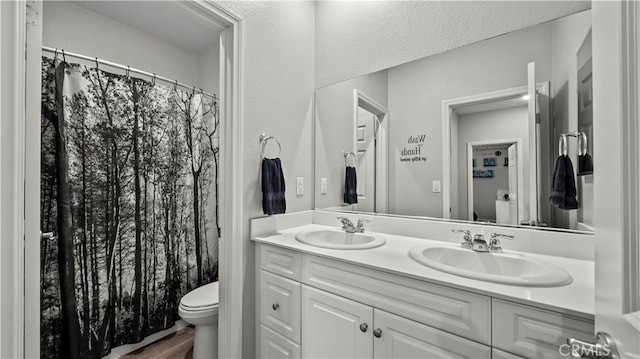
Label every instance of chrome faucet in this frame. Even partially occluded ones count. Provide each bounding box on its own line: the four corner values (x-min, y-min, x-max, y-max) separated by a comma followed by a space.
489, 233, 514, 253
452, 229, 473, 249
337, 217, 367, 233
472, 233, 489, 252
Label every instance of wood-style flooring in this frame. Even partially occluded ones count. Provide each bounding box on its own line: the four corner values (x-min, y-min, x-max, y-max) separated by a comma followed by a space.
121, 326, 194, 359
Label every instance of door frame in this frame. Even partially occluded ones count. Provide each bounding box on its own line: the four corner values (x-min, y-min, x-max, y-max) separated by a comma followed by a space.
18, 1, 245, 358
592, 1, 640, 355
442, 83, 547, 222
353, 89, 389, 213
466, 139, 523, 223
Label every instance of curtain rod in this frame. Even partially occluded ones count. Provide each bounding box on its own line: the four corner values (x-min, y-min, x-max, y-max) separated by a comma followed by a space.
42, 46, 217, 100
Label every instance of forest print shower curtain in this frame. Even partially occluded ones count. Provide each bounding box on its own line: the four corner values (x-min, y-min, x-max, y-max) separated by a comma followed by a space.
40, 57, 219, 359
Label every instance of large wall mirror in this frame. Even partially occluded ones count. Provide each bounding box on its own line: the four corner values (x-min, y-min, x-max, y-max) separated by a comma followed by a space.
314, 9, 593, 233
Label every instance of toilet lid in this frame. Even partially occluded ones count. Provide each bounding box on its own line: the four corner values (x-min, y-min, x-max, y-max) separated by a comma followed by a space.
180, 281, 219, 310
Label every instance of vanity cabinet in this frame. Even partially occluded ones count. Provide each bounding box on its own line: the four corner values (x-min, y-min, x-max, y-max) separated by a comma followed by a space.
301, 286, 373, 358
256, 243, 594, 359
301, 285, 489, 359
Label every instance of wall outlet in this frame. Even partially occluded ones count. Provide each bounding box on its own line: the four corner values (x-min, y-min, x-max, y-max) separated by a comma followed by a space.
320, 178, 328, 195
432, 180, 441, 193
296, 177, 304, 195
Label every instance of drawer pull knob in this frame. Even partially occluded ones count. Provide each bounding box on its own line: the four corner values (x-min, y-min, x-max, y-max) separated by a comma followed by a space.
373, 328, 382, 338
359, 323, 368, 332
272, 303, 279, 311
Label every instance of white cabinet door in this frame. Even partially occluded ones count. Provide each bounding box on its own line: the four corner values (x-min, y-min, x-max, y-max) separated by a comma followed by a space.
259, 324, 300, 359
302, 285, 373, 359
373, 309, 491, 359
260, 270, 301, 342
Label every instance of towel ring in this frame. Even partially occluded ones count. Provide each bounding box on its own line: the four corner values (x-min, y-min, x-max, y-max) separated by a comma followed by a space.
577, 132, 588, 156
259, 133, 282, 158
558, 134, 568, 157
344, 151, 357, 166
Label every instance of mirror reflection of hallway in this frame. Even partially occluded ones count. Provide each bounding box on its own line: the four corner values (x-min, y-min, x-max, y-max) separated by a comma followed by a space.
352, 89, 389, 213
467, 141, 521, 225
355, 107, 379, 212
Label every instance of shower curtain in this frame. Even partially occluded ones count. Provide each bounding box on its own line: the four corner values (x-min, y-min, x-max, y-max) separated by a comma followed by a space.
40, 57, 220, 359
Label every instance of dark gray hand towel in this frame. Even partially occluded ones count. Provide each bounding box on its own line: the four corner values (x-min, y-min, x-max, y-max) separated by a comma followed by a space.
262, 158, 286, 215
549, 155, 578, 210
343, 166, 358, 204
578, 153, 593, 174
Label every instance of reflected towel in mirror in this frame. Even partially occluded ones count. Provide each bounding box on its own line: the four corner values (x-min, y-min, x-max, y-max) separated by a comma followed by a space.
549, 155, 578, 210
344, 166, 358, 204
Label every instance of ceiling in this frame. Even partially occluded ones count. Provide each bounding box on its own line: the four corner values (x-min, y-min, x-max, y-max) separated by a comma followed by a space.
72, 1, 224, 52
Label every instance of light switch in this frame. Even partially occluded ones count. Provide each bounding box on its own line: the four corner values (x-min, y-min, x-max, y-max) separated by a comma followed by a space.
320, 178, 328, 195
296, 177, 304, 195
432, 180, 441, 193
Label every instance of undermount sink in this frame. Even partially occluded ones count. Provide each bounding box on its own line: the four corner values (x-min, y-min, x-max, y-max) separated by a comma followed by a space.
409, 245, 573, 287
295, 229, 386, 250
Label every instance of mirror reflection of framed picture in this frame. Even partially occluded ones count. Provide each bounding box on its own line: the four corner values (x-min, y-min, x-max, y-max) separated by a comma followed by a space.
483, 157, 496, 167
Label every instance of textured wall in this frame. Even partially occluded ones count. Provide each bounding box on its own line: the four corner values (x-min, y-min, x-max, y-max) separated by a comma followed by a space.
215, 2, 315, 357
315, 1, 591, 87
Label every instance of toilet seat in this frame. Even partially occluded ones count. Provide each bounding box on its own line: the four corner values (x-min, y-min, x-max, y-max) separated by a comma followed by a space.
179, 281, 219, 314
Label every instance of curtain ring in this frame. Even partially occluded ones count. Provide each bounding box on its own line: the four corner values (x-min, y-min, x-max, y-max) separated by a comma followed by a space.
94, 57, 99, 69
199, 88, 204, 95
126, 66, 131, 79
61, 49, 67, 63
152, 73, 156, 86
174, 80, 178, 91
53, 49, 59, 61
192, 86, 196, 95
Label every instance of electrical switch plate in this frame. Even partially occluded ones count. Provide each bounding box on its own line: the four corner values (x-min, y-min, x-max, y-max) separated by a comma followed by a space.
296, 177, 304, 195
432, 180, 441, 193
320, 178, 328, 195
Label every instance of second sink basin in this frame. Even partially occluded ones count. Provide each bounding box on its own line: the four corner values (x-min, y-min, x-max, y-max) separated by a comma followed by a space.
295, 229, 386, 250
409, 245, 573, 287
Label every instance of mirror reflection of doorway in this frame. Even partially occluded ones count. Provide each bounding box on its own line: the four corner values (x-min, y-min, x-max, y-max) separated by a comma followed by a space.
352, 89, 388, 213
356, 107, 379, 212
467, 140, 522, 224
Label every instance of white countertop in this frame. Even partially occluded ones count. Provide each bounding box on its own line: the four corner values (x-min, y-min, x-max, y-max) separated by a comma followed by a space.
252, 223, 595, 319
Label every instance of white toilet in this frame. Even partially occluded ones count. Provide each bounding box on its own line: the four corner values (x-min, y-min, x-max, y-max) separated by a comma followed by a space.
178, 281, 219, 359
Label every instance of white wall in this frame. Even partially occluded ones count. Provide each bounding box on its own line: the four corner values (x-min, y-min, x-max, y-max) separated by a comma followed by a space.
457, 106, 528, 220
42, 1, 218, 93
315, 1, 591, 87
315, 69, 388, 210
387, 23, 553, 217
214, 2, 315, 357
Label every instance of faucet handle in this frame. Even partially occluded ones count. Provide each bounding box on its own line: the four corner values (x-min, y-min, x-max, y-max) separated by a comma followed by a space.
452, 229, 472, 248
491, 233, 514, 240
489, 233, 514, 252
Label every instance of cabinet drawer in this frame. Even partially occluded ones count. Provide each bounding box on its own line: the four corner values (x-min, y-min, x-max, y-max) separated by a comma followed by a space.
259, 324, 300, 359
492, 299, 594, 359
302, 255, 491, 344
374, 309, 491, 359
260, 270, 301, 343
260, 244, 301, 281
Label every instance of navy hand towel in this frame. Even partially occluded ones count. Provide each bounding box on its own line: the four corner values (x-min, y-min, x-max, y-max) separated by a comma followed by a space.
549, 155, 578, 210
343, 166, 358, 204
262, 158, 286, 215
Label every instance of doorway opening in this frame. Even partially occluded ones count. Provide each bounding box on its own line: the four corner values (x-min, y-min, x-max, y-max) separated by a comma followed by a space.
352, 89, 389, 213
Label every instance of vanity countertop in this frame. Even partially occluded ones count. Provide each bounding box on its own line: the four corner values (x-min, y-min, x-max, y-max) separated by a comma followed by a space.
252, 223, 595, 319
